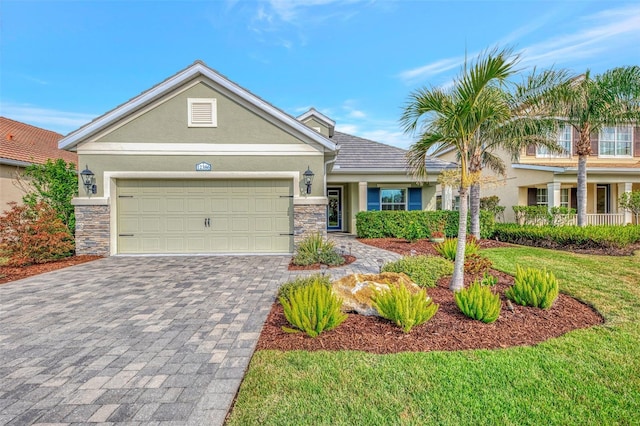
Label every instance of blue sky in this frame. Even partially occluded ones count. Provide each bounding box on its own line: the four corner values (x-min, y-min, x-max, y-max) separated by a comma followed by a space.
1, 0, 639, 149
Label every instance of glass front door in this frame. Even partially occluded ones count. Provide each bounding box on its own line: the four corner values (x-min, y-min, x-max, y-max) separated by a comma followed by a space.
327, 187, 342, 231
596, 184, 610, 213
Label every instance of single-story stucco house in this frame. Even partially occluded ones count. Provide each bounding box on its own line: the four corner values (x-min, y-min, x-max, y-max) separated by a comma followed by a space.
59, 61, 453, 256
0, 117, 78, 209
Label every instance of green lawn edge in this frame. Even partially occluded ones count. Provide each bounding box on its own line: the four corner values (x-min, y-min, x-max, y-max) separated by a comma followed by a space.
227, 247, 640, 426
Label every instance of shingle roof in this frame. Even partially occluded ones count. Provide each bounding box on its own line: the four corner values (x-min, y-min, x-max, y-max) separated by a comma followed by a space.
0, 117, 77, 166
331, 131, 455, 172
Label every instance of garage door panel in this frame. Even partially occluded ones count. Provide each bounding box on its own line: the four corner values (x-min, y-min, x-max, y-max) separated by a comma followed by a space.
117, 179, 292, 254
141, 217, 162, 232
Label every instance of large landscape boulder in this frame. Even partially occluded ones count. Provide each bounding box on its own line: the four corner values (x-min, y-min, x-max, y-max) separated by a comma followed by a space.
332, 272, 423, 316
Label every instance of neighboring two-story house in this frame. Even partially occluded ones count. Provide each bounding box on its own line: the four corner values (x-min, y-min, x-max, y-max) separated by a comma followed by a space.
436, 124, 640, 224
0, 117, 78, 209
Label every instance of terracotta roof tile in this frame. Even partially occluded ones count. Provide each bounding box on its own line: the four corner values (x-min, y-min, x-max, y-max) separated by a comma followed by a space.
0, 117, 77, 166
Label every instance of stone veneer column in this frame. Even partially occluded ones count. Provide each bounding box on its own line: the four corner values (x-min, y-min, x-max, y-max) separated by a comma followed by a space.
74, 204, 110, 256
293, 202, 327, 249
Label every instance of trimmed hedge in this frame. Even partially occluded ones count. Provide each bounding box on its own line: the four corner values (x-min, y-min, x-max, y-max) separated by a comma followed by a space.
356, 210, 495, 240
492, 223, 640, 249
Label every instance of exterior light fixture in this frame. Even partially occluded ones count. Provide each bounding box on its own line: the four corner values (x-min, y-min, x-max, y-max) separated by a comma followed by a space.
80, 165, 96, 195
376, 258, 384, 273
303, 166, 314, 195
320, 264, 328, 276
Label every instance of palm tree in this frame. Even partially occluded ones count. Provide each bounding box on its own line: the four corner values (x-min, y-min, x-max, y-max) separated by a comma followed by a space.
534, 66, 640, 226
401, 48, 517, 291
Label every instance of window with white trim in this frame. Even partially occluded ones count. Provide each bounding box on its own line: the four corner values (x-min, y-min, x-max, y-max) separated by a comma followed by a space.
560, 188, 569, 208
537, 125, 571, 157
381, 189, 406, 211
599, 126, 632, 157
537, 188, 548, 206
188, 98, 217, 127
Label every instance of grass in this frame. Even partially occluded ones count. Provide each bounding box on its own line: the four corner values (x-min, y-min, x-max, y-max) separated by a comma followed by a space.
227, 246, 640, 425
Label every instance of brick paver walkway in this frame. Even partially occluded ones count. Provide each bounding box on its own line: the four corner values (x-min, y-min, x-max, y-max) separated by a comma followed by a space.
0, 234, 397, 425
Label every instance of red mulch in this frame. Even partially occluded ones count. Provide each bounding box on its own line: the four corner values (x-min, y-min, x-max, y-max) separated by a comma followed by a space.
0, 255, 103, 285
357, 237, 513, 256
257, 270, 604, 354
288, 255, 356, 271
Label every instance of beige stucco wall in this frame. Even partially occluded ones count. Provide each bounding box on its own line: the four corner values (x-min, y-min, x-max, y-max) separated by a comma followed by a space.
96, 80, 312, 147
77, 154, 326, 198
300, 117, 330, 138
0, 164, 26, 209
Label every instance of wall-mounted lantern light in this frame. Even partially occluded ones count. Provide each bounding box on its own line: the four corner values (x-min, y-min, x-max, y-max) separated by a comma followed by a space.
303, 166, 314, 195
80, 165, 96, 195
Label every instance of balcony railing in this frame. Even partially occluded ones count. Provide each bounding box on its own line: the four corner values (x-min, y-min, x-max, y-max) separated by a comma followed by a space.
560, 213, 627, 226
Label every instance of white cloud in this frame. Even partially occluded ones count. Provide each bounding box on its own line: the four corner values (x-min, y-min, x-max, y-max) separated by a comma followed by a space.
397, 4, 640, 84
0, 103, 95, 135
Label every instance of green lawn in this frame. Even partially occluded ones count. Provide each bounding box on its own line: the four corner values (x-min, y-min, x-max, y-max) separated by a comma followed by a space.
227, 247, 640, 425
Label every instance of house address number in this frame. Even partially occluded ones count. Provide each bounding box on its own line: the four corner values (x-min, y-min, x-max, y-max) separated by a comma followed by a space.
196, 161, 212, 171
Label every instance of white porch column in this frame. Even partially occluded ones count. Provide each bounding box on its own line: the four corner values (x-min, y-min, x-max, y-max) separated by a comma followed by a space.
358, 182, 368, 213
547, 182, 561, 209
618, 182, 633, 224
443, 186, 453, 210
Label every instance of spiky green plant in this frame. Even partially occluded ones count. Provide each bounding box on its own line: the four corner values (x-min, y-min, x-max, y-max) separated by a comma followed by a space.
371, 283, 438, 333
454, 281, 501, 323
279, 279, 347, 338
505, 265, 559, 309
293, 232, 344, 266
278, 274, 332, 303
434, 238, 479, 261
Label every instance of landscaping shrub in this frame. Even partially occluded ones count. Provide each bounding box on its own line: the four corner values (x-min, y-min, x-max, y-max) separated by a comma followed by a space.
512, 206, 576, 226
492, 223, 640, 249
0, 202, 74, 267
278, 274, 332, 303
293, 233, 345, 266
381, 255, 453, 287
434, 238, 479, 261
356, 210, 495, 240
464, 254, 493, 275
454, 281, 501, 323
371, 283, 438, 333
279, 279, 347, 338
479, 272, 498, 287
505, 265, 559, 309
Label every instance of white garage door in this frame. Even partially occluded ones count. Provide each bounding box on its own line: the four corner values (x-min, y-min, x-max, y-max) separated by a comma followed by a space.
116, 179, 293, 254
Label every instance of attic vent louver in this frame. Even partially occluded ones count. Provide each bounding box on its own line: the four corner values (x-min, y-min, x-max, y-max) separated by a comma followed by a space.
188, 98, 217, 127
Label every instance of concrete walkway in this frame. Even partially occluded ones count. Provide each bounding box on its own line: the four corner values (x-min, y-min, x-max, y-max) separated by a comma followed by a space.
0, 235, 398, 425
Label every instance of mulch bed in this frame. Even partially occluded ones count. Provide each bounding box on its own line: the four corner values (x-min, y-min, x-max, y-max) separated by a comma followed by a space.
258, 237, 605, 353
257, 270, 604, 354
0, 255, 103, 285
288, 255, 356, 271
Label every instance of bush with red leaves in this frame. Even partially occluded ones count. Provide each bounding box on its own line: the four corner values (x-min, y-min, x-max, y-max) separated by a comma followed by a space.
0, 202, 74, 266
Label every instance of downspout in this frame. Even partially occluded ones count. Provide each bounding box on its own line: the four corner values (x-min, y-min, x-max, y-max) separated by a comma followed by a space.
324, 145, 340, 191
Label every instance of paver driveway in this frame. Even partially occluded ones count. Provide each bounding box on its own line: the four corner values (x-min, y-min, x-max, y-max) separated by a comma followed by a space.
0, 255, 291, 425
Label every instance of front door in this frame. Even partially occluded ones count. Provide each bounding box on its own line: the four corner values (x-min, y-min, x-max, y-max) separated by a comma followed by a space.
327, 187, 342, 231
597, 184, 610, 213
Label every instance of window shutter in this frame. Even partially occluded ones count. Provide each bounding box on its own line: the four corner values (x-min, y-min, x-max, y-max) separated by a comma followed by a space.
191, 102, 213, 124
634, 126, 640, 157
590, 131, 598, 156
408, 188, 422, 211
527, 188, 537, 206
526, 144, 535, 156
367, 188, 380, 211
573, 127, 580, 156
570, 188, 577, 210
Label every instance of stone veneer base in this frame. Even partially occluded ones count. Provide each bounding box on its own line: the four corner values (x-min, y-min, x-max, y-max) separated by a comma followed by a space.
293, 203, 327, 248
75, 204, 110, 256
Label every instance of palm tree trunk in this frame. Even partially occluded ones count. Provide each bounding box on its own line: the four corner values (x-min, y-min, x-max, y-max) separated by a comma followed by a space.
469, 183, 481, 240
450, 186, 468, 291
577, 154, 588, 226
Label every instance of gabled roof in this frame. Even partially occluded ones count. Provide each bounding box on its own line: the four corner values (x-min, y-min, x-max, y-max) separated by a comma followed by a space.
0, 117, 77, 166
297, 108, 335, 137
59, 61, 337, 152
331, 131, 456, 172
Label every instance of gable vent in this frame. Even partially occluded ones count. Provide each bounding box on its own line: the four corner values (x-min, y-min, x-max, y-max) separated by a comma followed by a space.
188, 98, 217, 127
